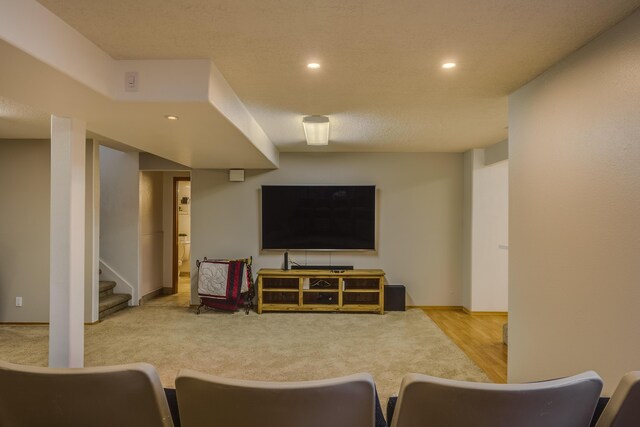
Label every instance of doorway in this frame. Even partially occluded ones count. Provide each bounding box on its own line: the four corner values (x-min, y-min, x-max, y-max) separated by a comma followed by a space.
173, 177, 191, 297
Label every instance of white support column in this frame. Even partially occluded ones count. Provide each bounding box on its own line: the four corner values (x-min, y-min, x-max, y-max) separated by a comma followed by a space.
49, 115, 86, 368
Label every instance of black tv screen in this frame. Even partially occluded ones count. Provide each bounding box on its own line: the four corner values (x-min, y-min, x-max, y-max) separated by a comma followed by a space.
261, 185, 376, 250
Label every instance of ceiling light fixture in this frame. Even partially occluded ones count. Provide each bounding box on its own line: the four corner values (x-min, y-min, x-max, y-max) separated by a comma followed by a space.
302, 116, 330, 146
307, 62, 320, 69
442, 62, 456, 69
165, 115, 179, 120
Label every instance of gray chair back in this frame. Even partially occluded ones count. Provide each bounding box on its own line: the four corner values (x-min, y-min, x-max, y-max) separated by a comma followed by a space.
391, 371, 603, 427
0, 360, 174, 427
595, 371, 640, 427
176, 369, 376, 427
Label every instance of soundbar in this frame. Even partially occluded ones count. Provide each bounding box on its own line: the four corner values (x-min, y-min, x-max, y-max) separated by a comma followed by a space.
290, 265, 354, 271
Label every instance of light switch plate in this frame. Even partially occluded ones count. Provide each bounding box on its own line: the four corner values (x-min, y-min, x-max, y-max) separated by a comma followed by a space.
125, 72, 139, 92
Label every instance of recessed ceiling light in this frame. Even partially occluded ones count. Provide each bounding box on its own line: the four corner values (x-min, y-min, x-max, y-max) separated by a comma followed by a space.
442, 62, 456, 69
165, 115, 179, 120
307, 62, 320, 69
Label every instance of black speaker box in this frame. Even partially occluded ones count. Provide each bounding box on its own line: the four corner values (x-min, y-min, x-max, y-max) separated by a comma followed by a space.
384, 285, 406, 311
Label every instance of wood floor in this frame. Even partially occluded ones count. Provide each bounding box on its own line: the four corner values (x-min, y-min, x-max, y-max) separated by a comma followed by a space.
424, 308, 508, 383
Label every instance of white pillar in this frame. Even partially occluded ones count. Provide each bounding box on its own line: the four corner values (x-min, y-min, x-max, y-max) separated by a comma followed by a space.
49, 115, 86, 368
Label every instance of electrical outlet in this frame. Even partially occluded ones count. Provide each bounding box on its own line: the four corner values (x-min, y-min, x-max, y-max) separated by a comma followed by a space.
16, 297, 22, 307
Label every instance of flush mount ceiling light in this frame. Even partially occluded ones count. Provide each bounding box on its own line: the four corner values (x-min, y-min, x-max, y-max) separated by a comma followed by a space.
165, 115, 179, 120
302, 116, 330, 146
307, 62, 320, 69
442, 62, 456, 69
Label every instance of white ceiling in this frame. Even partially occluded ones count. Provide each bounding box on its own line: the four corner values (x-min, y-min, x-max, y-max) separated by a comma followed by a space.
3, 0, 639, 160
0, 35, 277, 168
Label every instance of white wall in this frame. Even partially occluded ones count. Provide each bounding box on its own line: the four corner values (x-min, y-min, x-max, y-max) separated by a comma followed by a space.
470, 151, 508, 312
84, 140, 99, 322
509, 9, 640, 394
99, 146, 139, 302
0, 139, 50, 322
139, 171, 163, 298
462, 148, 509, 312
462, 151, 473, 309
484, 139, 508, 166
191, 152, 464, 306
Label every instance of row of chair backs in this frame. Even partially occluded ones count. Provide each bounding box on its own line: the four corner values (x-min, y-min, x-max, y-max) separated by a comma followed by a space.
0, 359, 376, 427
1, 358, 639, 427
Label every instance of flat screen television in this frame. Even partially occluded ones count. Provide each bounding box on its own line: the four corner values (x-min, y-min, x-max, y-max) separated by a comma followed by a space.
261, 185, 376, 250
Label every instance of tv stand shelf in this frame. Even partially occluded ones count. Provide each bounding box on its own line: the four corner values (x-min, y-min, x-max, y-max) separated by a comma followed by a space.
257, 268, 385, 314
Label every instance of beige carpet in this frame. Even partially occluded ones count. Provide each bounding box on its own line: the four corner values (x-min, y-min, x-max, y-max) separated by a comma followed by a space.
0, 306, 489, 406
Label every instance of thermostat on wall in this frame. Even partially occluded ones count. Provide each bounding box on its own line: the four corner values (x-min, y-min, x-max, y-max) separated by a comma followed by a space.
229, 169, 245, 182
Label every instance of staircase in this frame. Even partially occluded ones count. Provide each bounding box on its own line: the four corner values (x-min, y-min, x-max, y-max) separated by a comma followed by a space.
99, 280, 132, 320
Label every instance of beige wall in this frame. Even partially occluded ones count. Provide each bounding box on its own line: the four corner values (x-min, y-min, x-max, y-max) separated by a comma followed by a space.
139, 152, 190, 171
0, 139, 51, 322
0, 139, 100, 323
139, 171, 163, 298
508, 10, 640, 394
99, 146, 139, 301
191, 152, 464, 306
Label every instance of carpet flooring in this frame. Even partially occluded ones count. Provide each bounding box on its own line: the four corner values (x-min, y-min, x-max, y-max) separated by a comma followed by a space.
0, 306, 488, 406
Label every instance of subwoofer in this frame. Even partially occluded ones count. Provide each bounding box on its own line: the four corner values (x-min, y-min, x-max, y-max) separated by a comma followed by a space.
384, 284, 406, 311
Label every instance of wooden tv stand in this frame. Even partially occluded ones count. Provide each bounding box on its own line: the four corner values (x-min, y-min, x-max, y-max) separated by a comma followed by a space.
257, 268, 385, 314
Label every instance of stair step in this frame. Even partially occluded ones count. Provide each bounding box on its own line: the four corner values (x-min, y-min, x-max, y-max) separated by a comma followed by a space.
99, 293, 131, 319
99, 281, 116, 297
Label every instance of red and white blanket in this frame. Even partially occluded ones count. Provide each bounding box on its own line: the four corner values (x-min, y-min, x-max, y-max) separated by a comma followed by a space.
197, 259, 249, 311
